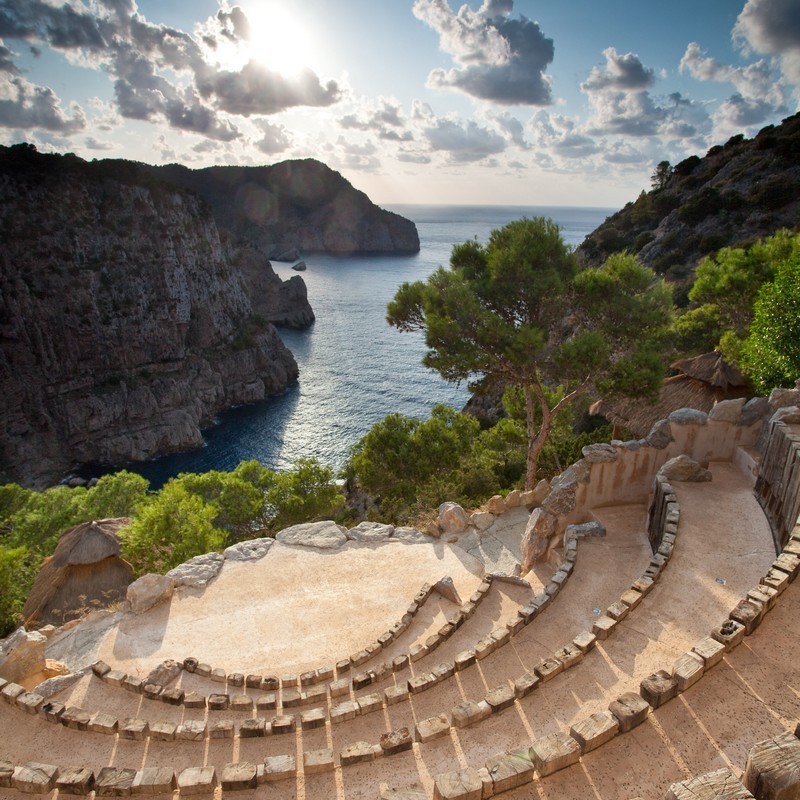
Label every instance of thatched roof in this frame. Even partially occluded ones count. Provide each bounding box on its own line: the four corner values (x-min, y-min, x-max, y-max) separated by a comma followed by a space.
591, 351, 750, 438
22, 517, 132, 628
669, 351, 746, 391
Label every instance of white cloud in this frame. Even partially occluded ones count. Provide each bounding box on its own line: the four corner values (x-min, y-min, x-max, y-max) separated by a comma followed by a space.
0, 74, 85, 133
734, 0, 800, 85
423, 117, 506, 162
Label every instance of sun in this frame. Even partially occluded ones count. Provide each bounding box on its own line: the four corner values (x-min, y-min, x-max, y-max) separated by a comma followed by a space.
239, 2, 315, 76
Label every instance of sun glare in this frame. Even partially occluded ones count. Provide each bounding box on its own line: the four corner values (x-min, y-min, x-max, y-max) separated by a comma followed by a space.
240, 2, 315, 76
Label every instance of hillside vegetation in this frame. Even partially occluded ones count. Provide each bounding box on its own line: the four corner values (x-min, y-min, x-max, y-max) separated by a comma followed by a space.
577, 112, 800, 300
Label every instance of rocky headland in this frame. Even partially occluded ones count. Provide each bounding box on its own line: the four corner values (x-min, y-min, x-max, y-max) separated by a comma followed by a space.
0, 144, 313, 487
148, 158, 421, 257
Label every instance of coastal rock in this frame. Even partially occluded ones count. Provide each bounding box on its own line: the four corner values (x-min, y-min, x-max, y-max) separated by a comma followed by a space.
521, 479, 550, 508
127, 574, 175, 614
276, 521, 348, 549
470, 512, 495, 531
708, 397, 747, 423
739, 397, 772, 426
647, 418, 674, 449
223, 538, 274, 562
582, 443, 618, 463
520, 508, 557, 573
485, 495, 507, 515
668, 408, 709, 426
166, 553, 224, 588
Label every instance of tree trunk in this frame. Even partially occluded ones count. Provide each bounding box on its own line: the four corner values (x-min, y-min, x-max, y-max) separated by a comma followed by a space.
523, 382, 552, 491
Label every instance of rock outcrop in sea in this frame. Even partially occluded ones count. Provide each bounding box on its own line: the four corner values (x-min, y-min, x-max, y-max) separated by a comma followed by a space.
0, 144, 306, 487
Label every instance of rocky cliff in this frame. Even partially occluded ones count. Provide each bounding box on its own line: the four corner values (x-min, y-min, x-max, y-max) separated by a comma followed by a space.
577, 111, 800, 298
0, 144, 305, 487
150, 159, 420, 257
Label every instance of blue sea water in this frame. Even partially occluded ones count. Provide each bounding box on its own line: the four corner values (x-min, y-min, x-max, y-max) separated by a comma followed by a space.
121, 205, 613, 487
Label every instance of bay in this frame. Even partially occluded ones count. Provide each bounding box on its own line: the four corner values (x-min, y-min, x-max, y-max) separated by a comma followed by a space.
118, 204, 613, 487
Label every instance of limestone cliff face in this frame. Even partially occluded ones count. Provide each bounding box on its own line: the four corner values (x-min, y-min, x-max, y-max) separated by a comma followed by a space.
153, 159, 421, 256
0, 145, 302, 487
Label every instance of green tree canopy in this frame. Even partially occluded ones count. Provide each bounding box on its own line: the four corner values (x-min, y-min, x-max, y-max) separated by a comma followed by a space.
387, 217, 673, 487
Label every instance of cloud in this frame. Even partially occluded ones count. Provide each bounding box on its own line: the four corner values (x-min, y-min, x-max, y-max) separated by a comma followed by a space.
413, 0, 553, 105
84, 135, 112, 150
734, 0, 800, 84
583, 47, 654, 92
398, 150, 432, 164
424, 117, 506, 162
0, 0, 342, 142
0, 74, 85, 132
338, 97, 413, 142
0, 40, 18, 73
489, 111, 529, 148
254, 119, 291, 155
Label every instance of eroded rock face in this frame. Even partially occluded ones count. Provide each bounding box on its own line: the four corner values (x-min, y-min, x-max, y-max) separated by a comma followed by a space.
0, 628, 47, 684
520, 508, 557, 573
0, 146, 302, 487
166, 553, 224, 588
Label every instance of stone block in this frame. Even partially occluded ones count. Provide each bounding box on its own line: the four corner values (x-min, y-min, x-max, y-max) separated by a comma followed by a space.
330, 700, 359, 724
341, 741, 376, 766
95, 766, 137, 796
570, 711, 619, 753
573, 631, 597, 653
433, 768, 483, 800
731, 599, 765, 634
92, 660, 112, 679
609, 692, 650, 732
433, 661, 455, 682
744, 731, 800, 800
122, 675, 143, 694
353, 671, 373, 691
16, 692, 44, 715
454, 650, 477, 671
554, 644, 583, 669
245, 673, 262, 688
593, 615, 617, 640
1, 681, 25, 704
263, 755, 296, 782
255, 693, 277, 712
207, 693, 230, 710
673, 651, 705, 691
260, 675, 279, 690
485, 750, 534, 792
227, 694, 251, 712
451, 699, 492, 728
131, 767, 176, 795
693, 636, 726, 668
177, 720, 207, 740
490, 626, 511, 647
56, 767, 95, 795
381, 726, 414, 755
183, 691, 206, 709
474, 637, 496, 660
301, 707, 327, 729
142, 682, 162, 700
304, 749, 335, 774
177, 766, 217, 796
632, 576, 655, 595
220, 763, 257, 792
712, 619, 747, 651
409, 643, 429, 662
89, 712, 119, 735
530, 732, 581, 777
392, 654, 410, 671
408, 672, 436, 694
385, 684, 409, 705
13, 762, 59, 794
485, 683, 516, 713
639, 670, 678, 708
160, 686, 184, 705
271, 715, 296, 734
666, 767, 754, 800
0, 761, 12, 788
607, 601, 630, 621
357, 692, 383, 715
120, 718, 149, 740
514, 672, 540, 698
41, 700, 65, 723
149, 721, 177, 741
417, 713, 451, 743
61, 706, 91, 730
234, 718, 262, 738
329, 678, 351, 698
281, 687, 301, 708
534, 656, 564, 682
317, 664, 335, 681
303, 684, 328, 705
748, 585, 778, 610
620, 588, 644, 610
195, 663, 211, 677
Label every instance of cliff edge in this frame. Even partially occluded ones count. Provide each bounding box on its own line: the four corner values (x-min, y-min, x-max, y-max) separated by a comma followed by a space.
0, 144, 304, 487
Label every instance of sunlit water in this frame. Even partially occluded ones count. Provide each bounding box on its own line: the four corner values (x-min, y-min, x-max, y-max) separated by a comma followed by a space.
108, 205, 612, 487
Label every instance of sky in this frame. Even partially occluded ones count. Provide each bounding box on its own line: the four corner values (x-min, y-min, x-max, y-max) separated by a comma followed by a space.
0, 0, 798, 207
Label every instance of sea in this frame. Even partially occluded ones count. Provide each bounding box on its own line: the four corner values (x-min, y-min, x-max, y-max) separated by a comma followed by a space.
115, 205, 613, 488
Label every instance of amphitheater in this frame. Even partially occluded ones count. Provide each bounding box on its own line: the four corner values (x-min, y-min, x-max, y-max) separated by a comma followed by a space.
1, 390, 800, 800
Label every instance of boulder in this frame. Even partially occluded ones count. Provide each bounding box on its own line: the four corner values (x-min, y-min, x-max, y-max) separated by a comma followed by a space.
740, 396, 772, 426
433, 577, 462, 605
0, 628, 47, 684
127, 574, 175, 614
438, 502, 470, 534
647, 418, 674, 449
392, 527, 436, 544
222, 538, 273, 561
658, 455, 712, 483
505, 490, 523, 508
565, 521, 606, 540
146, 660, 182, 687
520, 508, 557, 573
708, 397, 747, 423
275, 521, 348, 549
469, 511, 495, 531
769, 386, 800, 409
485, 495, 507, 515
770, 405, 800, 425
668, 408, 709, 425
520, 479, 550, 508
581, 443, 618, 463
166, 552, 224, 588
21, 518, 133, 628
